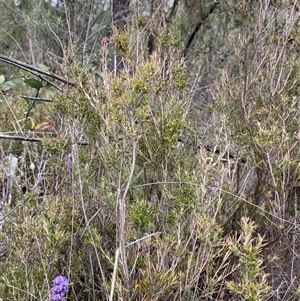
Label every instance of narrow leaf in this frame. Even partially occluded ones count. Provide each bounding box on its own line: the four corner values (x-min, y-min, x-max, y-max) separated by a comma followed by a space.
24, 78, 43, 90
0, 81, 15, 91
12, 77, 24, 88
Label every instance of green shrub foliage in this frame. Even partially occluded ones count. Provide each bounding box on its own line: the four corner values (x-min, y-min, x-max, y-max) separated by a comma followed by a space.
1, 1, 300, 300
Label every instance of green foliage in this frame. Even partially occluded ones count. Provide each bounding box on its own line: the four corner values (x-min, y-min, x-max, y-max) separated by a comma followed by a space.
23, 77, 43, 90
213, 1, 300, 223
42, 137, 69, 155
128, 199, 155, 232
0, 197, 78, 300
114, 28, 130, 57
226, 217, 272, 301
2, 1, 300, 300
0, 75, 24, 99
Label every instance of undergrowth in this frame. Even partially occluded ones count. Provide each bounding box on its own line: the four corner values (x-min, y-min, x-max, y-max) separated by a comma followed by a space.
1, 2, 300, 300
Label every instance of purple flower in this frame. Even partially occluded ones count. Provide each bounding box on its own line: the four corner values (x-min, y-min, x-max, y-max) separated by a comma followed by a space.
50, 275, 69, 301
66, 153, 72, 169
161, 207, 168, 214
210, 181, 220, 195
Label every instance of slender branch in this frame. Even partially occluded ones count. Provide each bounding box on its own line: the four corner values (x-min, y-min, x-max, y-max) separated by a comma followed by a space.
20, 95, 53, 102
0, 54, 77, 87
0, 134, 42, 142
168, 0, 178, 20
118, 137, 137, 294
40, 75, 63, 91
183, 1, 219, 57
0, 133, 89, 145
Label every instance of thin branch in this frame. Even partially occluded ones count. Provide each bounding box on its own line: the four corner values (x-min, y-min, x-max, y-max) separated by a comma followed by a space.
20, 95, 53, 102
40, 75, 63, 91
0, 134, 42, 142
0, 133, 89, 145
183, 1, 219, 57
0, 54, 76, 87
168, 0, 178, 20
117, 137, 137, 295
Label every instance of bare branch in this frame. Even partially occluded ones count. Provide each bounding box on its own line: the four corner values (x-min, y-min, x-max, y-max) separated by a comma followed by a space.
0, 133, 42, 142
0, 54, 77, 88
183, 1, 219, 57
0, 133, 89, 146
20, 95, 53, 102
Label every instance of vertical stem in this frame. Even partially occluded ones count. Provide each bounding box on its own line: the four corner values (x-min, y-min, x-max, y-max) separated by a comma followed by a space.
118, 137, 137, 297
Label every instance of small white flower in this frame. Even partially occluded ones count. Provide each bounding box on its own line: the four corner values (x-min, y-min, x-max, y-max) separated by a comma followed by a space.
29, 162, 35, 171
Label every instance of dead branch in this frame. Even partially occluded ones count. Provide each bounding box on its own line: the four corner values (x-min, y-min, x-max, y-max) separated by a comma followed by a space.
0, 54, 76, 88
20, 95, 53, 102
0, 134, 42, 143
0, 133, 89, 145
183, 2, 219, 57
